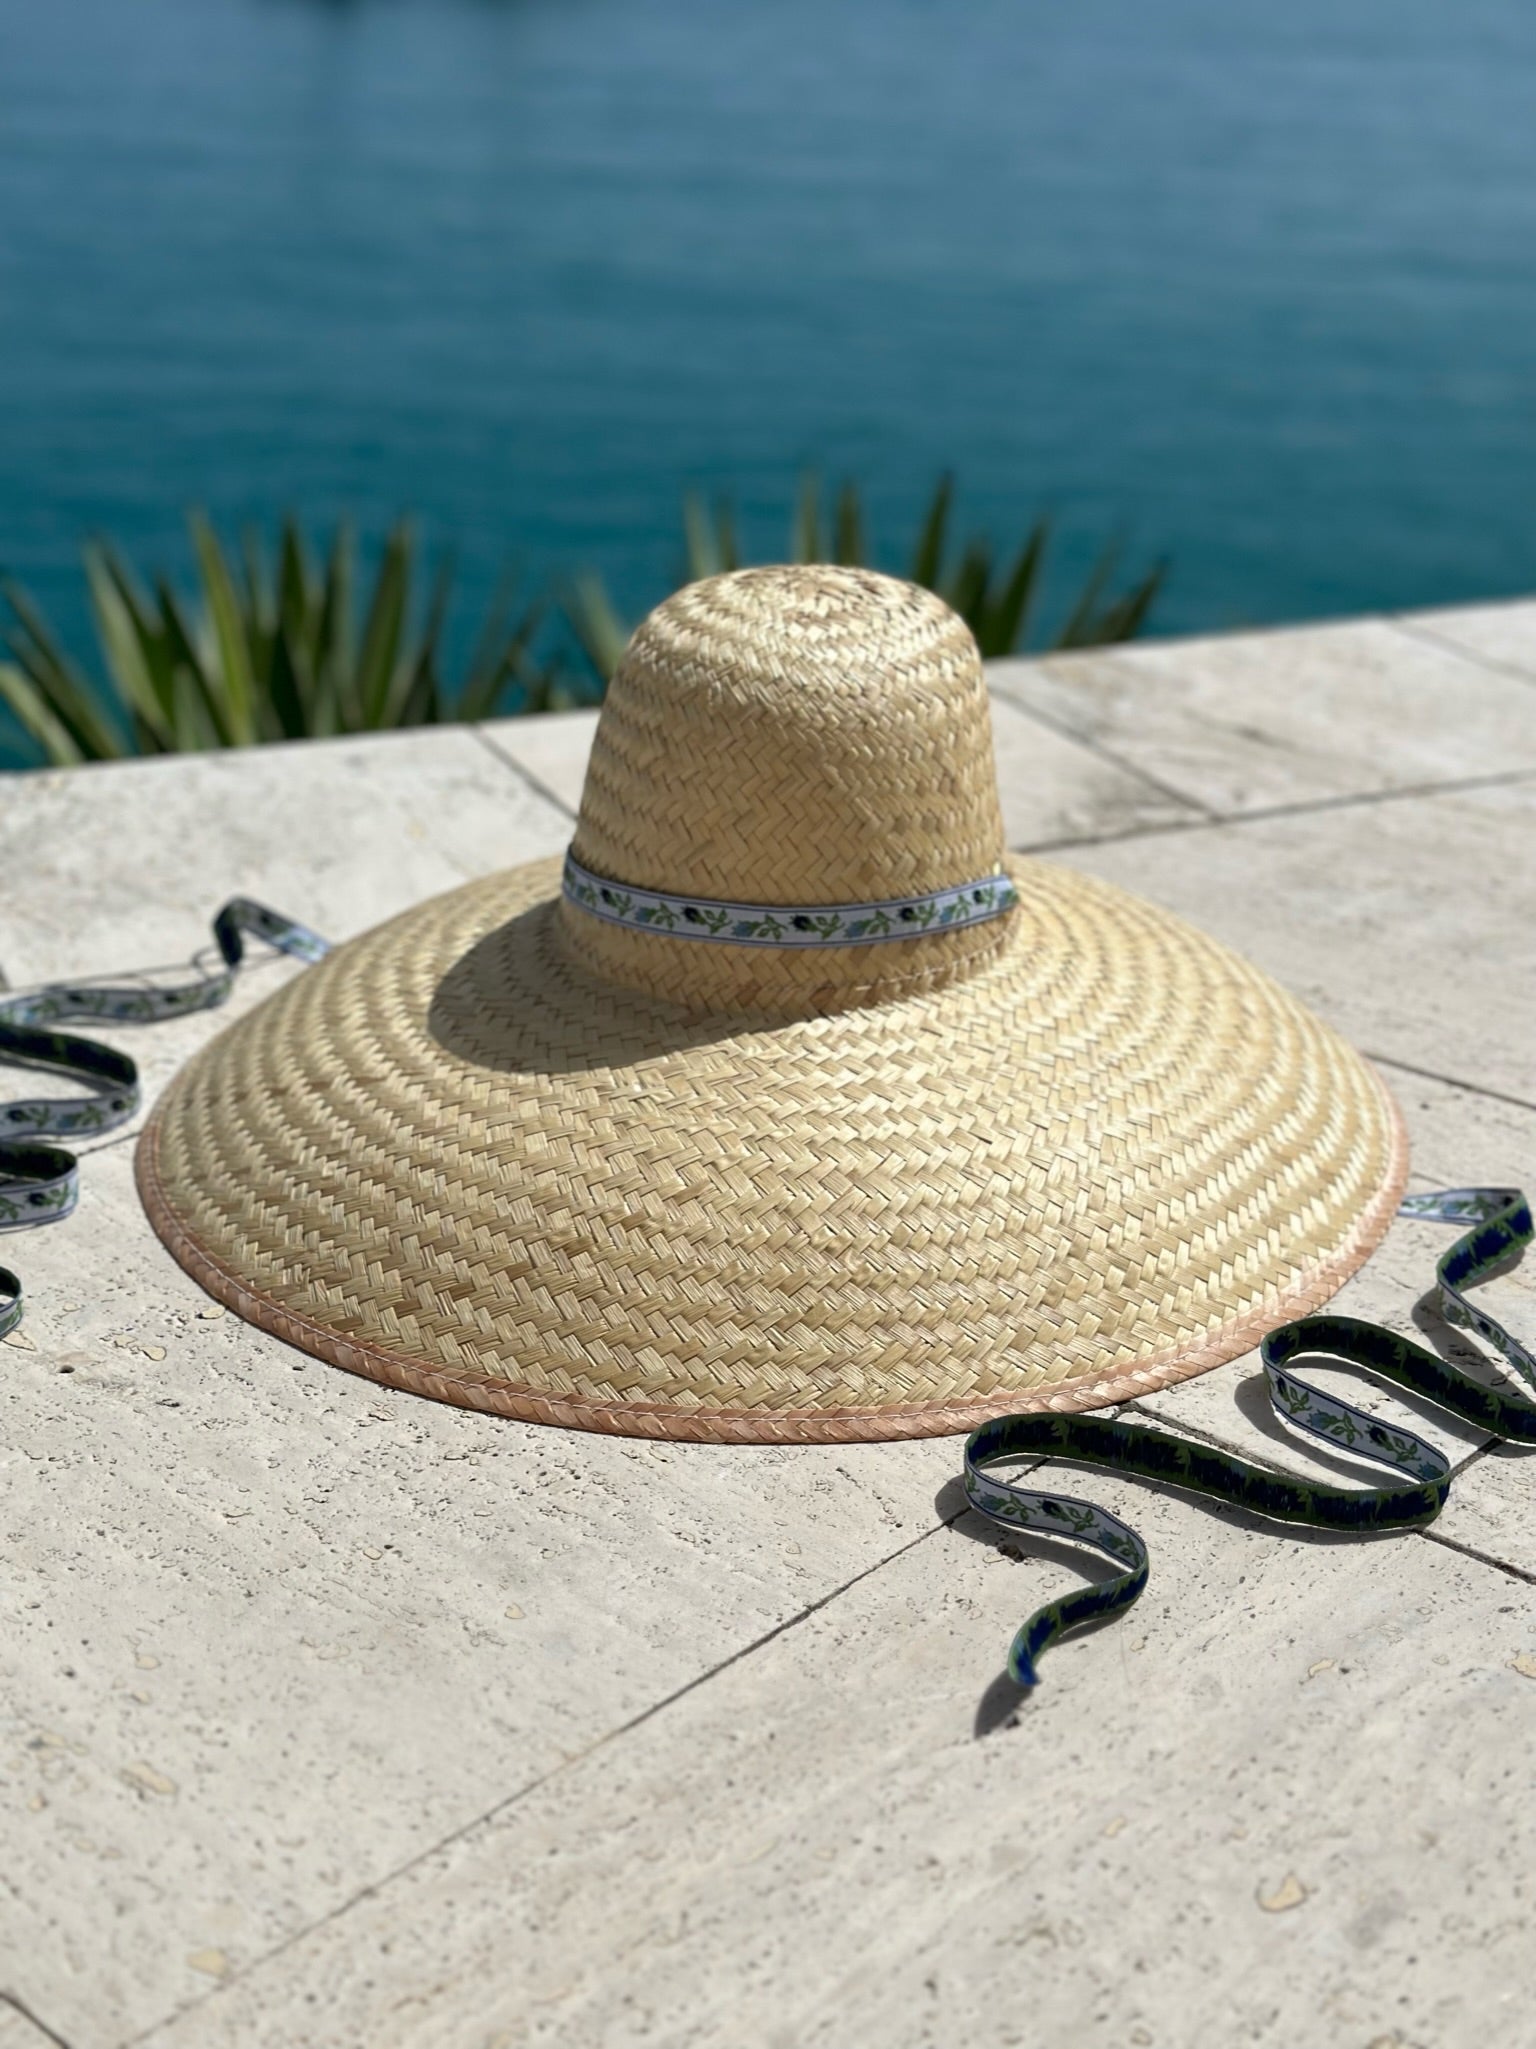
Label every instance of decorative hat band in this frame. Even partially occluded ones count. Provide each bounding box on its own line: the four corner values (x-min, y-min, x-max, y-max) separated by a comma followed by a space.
561, 851, 1020, 949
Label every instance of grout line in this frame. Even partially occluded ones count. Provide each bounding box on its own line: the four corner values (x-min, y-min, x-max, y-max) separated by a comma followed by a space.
1366, 1052, 1536, 1117
1420, 1524, 1536, 1587
101, 1413, 1536, 2044
472, 693, 1522, 862
71, 1124, 143, 1160
1012, 814, 1219, 857
0, 1990, 76, 2048
1118, 1400, 1293, 1472
122, 1502, 985, 2046
1012, 761, 1536, 859
986, 677, 1217, 820
1387, 616, 1536, 691
468, 724, 578, 820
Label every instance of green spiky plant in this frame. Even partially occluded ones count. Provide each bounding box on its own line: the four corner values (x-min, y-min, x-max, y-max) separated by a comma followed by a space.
563, 474, 1166, 683
0, 512, 579, 768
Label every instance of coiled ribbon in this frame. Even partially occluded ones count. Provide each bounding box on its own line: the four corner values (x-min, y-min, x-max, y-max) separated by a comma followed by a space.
965, 1186, 1534, 1687
0, 900, 329, 1338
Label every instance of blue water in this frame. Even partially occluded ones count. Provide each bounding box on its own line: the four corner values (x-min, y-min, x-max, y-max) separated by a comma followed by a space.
3, 0, 1535, 761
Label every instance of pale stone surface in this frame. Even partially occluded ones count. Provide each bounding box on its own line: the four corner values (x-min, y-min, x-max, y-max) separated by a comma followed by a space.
2, 601, 1534, 2049
0, 2000, 66, 2049
991, 616, 1536, 816
136, 1489, 1534, 2049
476, 708, 596, 817
0, 721, 951, 2042
2, 1137, 954, 2043
478, 694, 1200, 851
985, 693, 1198, 847
1401, 598, 1536, 682
1435, 1439, 1536, 1578
0, 726, 570, 986
1053, 778, 1536, 1104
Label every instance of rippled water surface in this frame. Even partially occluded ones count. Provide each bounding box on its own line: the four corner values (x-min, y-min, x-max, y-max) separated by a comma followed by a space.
3, 0, 1535, 757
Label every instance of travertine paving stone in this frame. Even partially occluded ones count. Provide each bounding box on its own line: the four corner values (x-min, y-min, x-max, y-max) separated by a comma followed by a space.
2, 1143, 956, 2043
480, 692, 1199, 852
1403, 598, 1536, 682
137, 1485, 1535, 2049
1434, 1441, 1536, 1578
0, 2000, 66, 2049
477, 708, 595, 817
0, 721, 958, 2042
3, 602, 1534, 2048
985, 692, 1197, 846
991, 616, 1536, 815
1054, 778, 1536, 1104
0, 726, 570, 985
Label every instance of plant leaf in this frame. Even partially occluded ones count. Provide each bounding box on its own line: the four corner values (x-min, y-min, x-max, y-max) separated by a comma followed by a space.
792, 474, 821, 564
1073, 558, 1168, 647
681, 493, 740, 581
977, 519, 1047, 657
0, 658, 90, 765
95, 545, 183, 747
154, 575, 232, 749
683, 491, 720, 581
190, 511, 259, 745
462, 565, 518, 708
833, 480, 864, 566
278, 519, 318, 670
316, 520, 355, 723
355, 523, 411, 727
238, 526, 277, 706
944, 538, 992, 635
239, 527, 271, 635
458, 581, 547, 723
384, 547, 453, 728
562, 572, 632, 686
169, 662, 224, 753
2, 576, 127, 759
909, 474, 953, 591
1052, 538, 1121, 650
264, 624, 312, 740
84, 549, 174, 749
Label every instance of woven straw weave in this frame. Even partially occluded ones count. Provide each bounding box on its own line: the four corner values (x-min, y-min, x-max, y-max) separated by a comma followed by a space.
138, 566, 1405, 1442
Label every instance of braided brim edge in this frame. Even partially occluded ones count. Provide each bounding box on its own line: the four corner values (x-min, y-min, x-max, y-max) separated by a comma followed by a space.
135, 1078, 1408, 1445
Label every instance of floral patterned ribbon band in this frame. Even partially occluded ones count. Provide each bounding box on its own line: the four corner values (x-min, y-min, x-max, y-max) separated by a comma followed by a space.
965, 1186, 1534, 1691
561, 851, 1020, 947
0, 899, 329, 1337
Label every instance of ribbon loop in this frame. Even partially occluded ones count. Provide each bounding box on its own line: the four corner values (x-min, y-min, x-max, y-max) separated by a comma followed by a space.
0, 900, 329, 1338
966, 1188, 1532, 1690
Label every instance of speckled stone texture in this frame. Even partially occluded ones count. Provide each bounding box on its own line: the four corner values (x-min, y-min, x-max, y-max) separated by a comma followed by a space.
2, 603, 1534, 2049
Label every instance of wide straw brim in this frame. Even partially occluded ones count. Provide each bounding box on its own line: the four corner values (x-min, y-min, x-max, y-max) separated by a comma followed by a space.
137, 853, 1407, 1444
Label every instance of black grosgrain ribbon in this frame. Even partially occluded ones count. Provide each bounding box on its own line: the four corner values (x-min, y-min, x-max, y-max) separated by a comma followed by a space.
0, 900, 329, 1337
965, 1187, 1533, 1688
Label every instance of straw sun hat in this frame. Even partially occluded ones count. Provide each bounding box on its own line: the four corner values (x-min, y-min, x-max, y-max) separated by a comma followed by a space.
138, 566, 1407, 1443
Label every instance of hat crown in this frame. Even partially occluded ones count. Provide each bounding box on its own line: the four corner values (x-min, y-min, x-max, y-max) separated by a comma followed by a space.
571, 564, 1003, 906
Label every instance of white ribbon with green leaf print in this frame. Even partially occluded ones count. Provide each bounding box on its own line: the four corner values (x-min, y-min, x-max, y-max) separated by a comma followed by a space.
0, 899, 328, 1336
561, 851, 1020, 947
